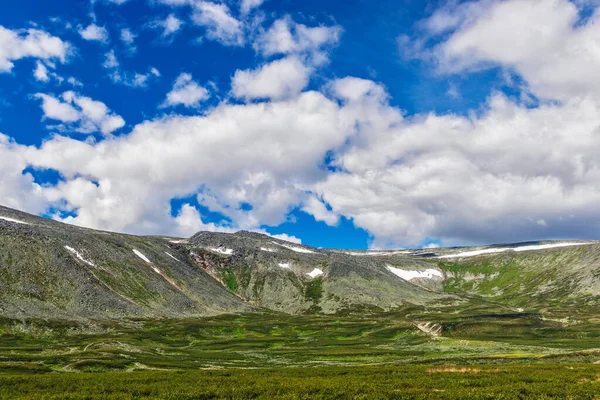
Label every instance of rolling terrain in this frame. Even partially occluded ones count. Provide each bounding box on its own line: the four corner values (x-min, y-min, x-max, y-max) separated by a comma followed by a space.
1, 204, 600, 374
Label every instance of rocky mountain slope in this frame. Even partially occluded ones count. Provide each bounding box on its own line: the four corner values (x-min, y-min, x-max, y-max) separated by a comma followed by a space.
1, 205, 599, 320
0, 206, 249, 320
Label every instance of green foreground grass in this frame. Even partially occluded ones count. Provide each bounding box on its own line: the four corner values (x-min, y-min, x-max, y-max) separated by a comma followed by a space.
1, 364, 600, 399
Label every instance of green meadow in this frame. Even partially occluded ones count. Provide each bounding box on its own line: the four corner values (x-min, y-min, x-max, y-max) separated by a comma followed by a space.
1, 364, 600, 399
1, 307, 600, 398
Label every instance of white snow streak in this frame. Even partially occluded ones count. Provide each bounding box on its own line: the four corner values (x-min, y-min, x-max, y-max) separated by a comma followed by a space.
65, 246, 95, 267
278, 263, 291, 269
0, 216, 29, 225
133, 249, 152, 263
165, 252, 180, 262
386, 265, 443, 281
272, 241, 315, 254
306, 268, 323, 278
437, 242, 593, 259
134, 250, 182, 291
210, 247, 234, 255
260, 247, 277, 252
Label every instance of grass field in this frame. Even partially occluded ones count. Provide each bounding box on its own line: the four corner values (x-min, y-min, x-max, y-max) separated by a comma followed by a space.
2, 308, 600, 398
1, 364, 600, 399
1, 307, 600, 373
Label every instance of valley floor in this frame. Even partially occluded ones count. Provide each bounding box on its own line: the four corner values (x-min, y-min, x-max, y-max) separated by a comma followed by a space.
2, 308, 600, 398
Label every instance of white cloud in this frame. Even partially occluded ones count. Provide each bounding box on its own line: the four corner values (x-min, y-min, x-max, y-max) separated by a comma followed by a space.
20, 90, 344, 235
120, 28, 136, 51
103, 50, 119, 69
301, 195, 339, 226
6, 0, 600, 249
0, 26, 71, 72
162, 73, 209, 108
103, 50, 160, 88
150, 13, 184, 38
33, 61, 49, 82
78, 24, 109, 43
241, 0, 265, 14
32, 61, 64, 84
0, 134, 48, 215
191, 1, 244, 46
231, 56, 311, 100
34, 93, 79, 122
254, 16, 342, 60
163, 14, 184, 36
8, 68, 600, 247
34, 91, 125, 135
67, 77, 84, 87
310, 78, 600, 247
173, 204, 236, 236
411, 0, 600, 100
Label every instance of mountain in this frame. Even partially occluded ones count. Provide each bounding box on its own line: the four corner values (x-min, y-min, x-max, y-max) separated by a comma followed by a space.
1, 205, 599, 320
0, 206, 249, 320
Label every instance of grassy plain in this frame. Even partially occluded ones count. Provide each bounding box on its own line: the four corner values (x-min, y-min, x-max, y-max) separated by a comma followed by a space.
1, 364, 600, 399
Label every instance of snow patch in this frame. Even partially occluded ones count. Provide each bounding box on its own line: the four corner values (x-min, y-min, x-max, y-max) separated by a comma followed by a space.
64, 246, 95, 267
272, 241, 315, 254
260, 247, 277, 252
210, 247, 234, 255
133, 249, 151, 263
306, 268, 323, 278
168, 239, 188, 244
133, 250, 182, 291
165, 252, 180, 262
278, 263, 291, 269
0, 216, 29, 225
437, 242, 593, 259
386, 265, 443, 281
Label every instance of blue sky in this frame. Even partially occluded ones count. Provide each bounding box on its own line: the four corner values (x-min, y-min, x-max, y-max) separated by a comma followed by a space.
1, 0, 600, 249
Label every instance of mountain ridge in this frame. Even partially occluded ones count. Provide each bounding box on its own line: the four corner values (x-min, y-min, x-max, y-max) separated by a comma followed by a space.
1, 205, 599, 320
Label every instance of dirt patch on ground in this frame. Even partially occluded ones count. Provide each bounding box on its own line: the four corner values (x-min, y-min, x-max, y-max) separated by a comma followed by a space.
427, 367, 500, 374
578, 375, 600, 384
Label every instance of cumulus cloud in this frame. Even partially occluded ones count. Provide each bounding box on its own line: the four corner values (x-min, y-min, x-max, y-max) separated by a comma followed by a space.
67, 77, 84, 87
0, 26, 71, 72
5, 0, 600, 249
33, 61, 50, 82
240, 0, 265, 14
78, 23, 109, 43
0, 134, 47, 214
405, 0, 600, 100
20, 91, 344, 235
231, 56, 311, 100
34, 91, 125, 135
161, 73, 209, 108
311, 78, 600, 247
301, 195, 339, 226
254, 16, 342, 60
191, 1, 244, 46
120, 28, 136, 52
173, 204, 302, 242
151, 13, 184, 37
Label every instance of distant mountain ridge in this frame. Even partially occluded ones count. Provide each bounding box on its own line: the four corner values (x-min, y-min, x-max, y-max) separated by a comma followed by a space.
0, 205, 598, 320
